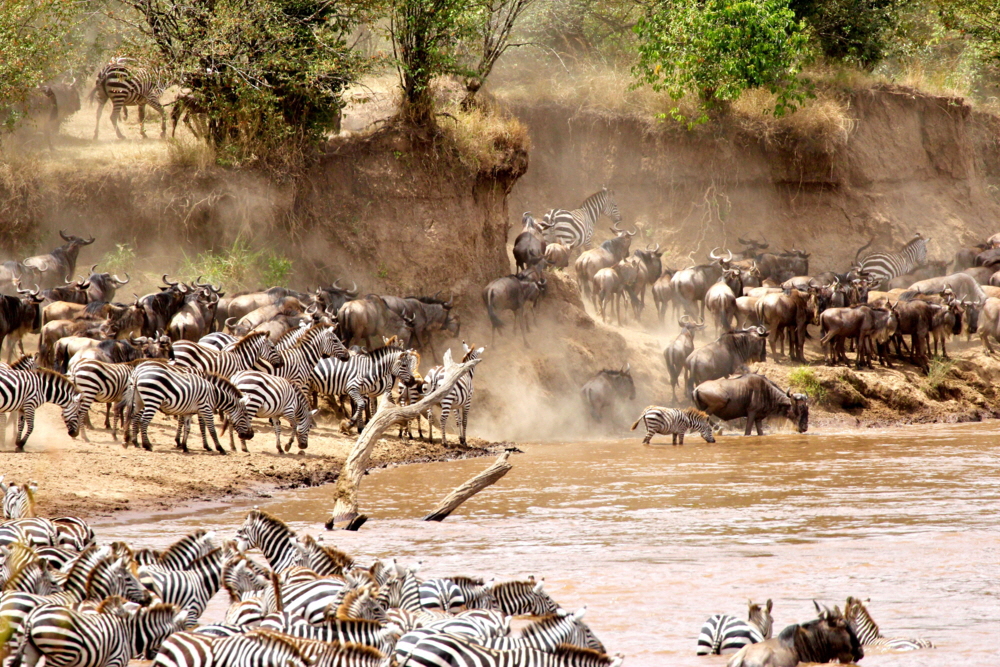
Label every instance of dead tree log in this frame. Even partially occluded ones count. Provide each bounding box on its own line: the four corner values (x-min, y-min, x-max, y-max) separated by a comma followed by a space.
423, 448, 514, 521
325, 357, 481, 530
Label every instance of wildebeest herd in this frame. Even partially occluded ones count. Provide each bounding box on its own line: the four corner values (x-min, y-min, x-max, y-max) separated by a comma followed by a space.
503, 187, 1000, 443
0, 231, 482, 453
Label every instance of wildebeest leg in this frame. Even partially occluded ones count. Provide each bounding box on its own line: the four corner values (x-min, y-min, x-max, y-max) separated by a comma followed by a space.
744, 411, 757, 436
518, 308, 529, 345
755, 419, 764, 436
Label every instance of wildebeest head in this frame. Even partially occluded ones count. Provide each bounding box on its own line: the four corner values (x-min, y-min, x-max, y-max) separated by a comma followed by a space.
708, 247, 733, 270
737, 234, 769, 259
86, 264, 130, 303
809, 602, 864, 664
785, 389, 809, 433
633, 244, 664, 282
600, 363, 635, 400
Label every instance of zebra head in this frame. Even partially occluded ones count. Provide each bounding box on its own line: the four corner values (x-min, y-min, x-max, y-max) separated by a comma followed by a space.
63, 393, 83, 439
599, 186, 622, 224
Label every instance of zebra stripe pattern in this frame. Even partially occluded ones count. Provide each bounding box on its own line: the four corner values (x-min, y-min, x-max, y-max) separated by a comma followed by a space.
173, 331, 283, 379
198, 332, 236, 350
231, 371, 315, 453
0, 367, 81, 451
70, 359, 136, 442
696, 599, 773, 655
91, 59, 168, 140
422, 343, 484, 447
258, 614, 401, 654
235, 509, 307, 572
308, 344, 415, 430
127, 362, 252, 453
395, 631, 621, 667
253, 325, 349, 390
630, 406, 716, 445
857, 234, 928, 288
540, 188, 622, 250
140, 548, 225, 627
152, 628, 310, 667
1, 478, 37, 519
845, 596, 933, 651
490, 579, 560, 617
418, 578, 466, 612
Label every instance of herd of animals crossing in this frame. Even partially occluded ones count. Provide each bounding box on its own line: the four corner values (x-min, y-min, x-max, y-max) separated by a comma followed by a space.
508, 185, 1000, 442
0, 478, 935, 666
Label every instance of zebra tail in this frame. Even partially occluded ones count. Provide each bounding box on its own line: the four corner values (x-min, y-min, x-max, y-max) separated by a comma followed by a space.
630, 416, 642, 431
854, 236, 875, 263
486, 292, 504, 331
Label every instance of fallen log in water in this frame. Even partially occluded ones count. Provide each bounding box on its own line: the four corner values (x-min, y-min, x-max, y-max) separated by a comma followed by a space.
423, 448, 514, 521
325, 353, 481, 530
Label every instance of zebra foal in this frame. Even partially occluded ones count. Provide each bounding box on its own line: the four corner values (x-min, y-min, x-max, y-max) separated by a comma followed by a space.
90, 58, 168, 140
630, 406, 716, 445
0, 367, 82, 451
844, 596, 933, 651
696, 599, 773, 655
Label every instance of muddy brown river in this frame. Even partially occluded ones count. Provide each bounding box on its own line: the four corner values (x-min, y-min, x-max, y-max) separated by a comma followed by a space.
96, 423, 1000, 666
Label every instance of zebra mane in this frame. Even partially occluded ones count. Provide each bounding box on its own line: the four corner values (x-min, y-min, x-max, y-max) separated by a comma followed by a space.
844, 596, 880, 635
448, 575, 484, 587
159, 529, 210, 564
520, 613, 575, 637
490, 579, 536, 595
333, 586, 371, 620
96, 595, 128, 615
289, 324, 329, 350
10, 355, 35, 371
683, 407, 710, 422
247, 508, 296, 539
202, 372, 242, 395
582, 188, 611, 209
551, 644, 614, 663
300, 534, 354, 571
367, 343, 405, 358
231, 331, 269, 352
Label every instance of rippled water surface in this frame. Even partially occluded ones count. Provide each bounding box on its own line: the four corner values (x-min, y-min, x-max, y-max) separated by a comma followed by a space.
97, 422, 1000, 666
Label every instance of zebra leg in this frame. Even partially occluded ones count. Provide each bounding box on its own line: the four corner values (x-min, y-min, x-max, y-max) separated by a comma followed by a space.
104, 403, 112, 429
147, 98, 167, 138
15, 407, 35, 452
137, 103, 148, 138
93, 97, 108, 140
200, 407, 226, 455
459, 403, 470, 447
271, 418, 283, 454
677, 433, 684, 445
439, 404, 450, 447
109, 102, 127, 140
643, 430, 653, 445
174, 416, 186, 449
0, 412, 5, 448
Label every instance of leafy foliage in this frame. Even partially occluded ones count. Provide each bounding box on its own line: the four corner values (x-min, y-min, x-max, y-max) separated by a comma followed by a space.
121, 0, 378, 169
633, 0, 813, 126
789, 366, 827, 402
938, 0, 1000, 66
101, 243, 137, 276
790, 0, 901, 69
180, 237, 292, 290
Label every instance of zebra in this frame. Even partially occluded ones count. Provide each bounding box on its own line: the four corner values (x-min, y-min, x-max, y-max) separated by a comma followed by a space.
844, 596, 933, 650
235, 508, 307, 573
70, 359, 137, 442
127, 362, 253, 453
0, 518, 61, 549
0, 367, 82, 451
11, 597, 186, 667
418, 578, 466, 612
489, 578, 560, 616
299, 534, 354, 576
229, 371, 316, 454
393, 632, 622, 667
630, 406, 716, 445
309, 344, 416, 431
696, 599, 773, 655
253, 325, 349, 390
90, 58, 169, 141
197, 332, 237, 350
421, 343, 484, 447
259, 614, 402, 654
855, 233, 929, 289
173, 331, 284, 379
0, 478, 37, 519
152, 530, 218, 570
139, 548, 226, 627
539, 188, 622, 251
51, 516, 96, 551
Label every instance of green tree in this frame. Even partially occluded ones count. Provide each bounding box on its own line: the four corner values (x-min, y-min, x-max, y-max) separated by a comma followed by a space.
633, 0, 812, 125
460, 0, 536, 107
122, 0, 377, 169
789, 0, 901, 69
938, 0, 1000, 64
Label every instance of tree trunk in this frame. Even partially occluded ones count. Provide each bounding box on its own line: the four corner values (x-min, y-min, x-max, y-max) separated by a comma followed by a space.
325, 358, 481, 530
423, 448, 513, 521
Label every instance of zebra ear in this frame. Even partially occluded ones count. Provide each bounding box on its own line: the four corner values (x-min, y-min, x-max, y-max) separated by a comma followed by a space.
766, 599, 773, 612
572, 606, 587, 621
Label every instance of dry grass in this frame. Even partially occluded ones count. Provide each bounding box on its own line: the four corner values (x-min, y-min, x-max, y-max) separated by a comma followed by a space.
439, 100, 530, 174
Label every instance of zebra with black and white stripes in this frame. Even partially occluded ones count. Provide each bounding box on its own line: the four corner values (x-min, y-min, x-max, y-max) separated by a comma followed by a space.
259, 614, 402, 655
90, 58, 169, 140
12, 598, 186, 667
489, 578, 560, 616
696, 599, 773, 655
230, 371, 316, 454
855, 233, 929, 289
395, 631, 622, 667
70, 359, 137, 442
0, 367, 82, 451
630, 406, 716, 445
422, 343, 484, 447
418, 578, 466, 612
140, 548, 225, 627
309, 344, 416, 431
254, 324, 349, 390
235, 508, 307, 572
539, 188, 622, 251
197, 332, 236, 351
844, 596, 933, 651
173, 331, 284, 379
127, 362, 253, 453
0, 477, 37, 519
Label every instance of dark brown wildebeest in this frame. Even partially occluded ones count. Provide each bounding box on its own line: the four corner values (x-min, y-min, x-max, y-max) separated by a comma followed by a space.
513, 213, 547, 272
684, 327, 768, 398
755, 289, 811, 362
83, 265, 130, 303
726, 603, 863, 667
139, 276, 189, 337
338, 295, 415, 350
22, 231, 95, 288
384, 294, 459, 362
693, 373, 808, 437
819, 306, 875, 367
670, 248, 730, 319
651, 270, 677, 323
581, 364, 635, 423
482, 272, 546, 344
630, 244, 664, 309
169, 287, 222, 342
40, 280, 91, 306
3, 287, 44, 363
312, 280, 359, 317
663, 315, 704, 402
890, 299, 939, 372
928, 299, 963, 358
574, 223, 636, 299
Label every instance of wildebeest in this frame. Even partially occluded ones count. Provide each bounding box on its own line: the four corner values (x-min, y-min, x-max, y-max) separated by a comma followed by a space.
384, 294, 459, 362
574, 223, 636, 299
581, 365, 635, 423
726, 603, 862, 667
630, 244, 664, 309
40, 279, 91, 306
0, 262, 42, 297
312, 280, 359, 317
4, 81, 81, 149
684, 327, 768, 398
482, 272, 546, 344
169, 287, 222, 342
705, 269, 741, 334
139, 276, 189, 337
2, 287, 44, 363
651, 270, 677, 323
664, 316, 704, 402
890, 299, 939, 372
819, 305, 892, 368
169, 92, 209, 138
977, 297, 1000, 354
693, 373, 808, 436
755, 289, 812, 362
22, 231, 95, 288
592, 265, 626, 325
84, 266, 130, 303
338, 295, 415, 350
962, 265, 994, 285
929, 299, 963, 358
513, 213, 547, 272
898, 272, 986, 304
670, 248, 730, 319
543, 241, 571, 269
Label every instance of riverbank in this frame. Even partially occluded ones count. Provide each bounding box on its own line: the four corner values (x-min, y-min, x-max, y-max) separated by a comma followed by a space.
0, 409, 502, 519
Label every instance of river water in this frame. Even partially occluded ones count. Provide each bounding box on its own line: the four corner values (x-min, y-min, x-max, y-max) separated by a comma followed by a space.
96, 422, 1000, 666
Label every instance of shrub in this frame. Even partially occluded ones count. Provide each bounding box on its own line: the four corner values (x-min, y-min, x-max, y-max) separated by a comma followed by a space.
180, 237, 293, 290
101, 243, 137, 277
926, 357, 955, 391
789, 366, 828, 402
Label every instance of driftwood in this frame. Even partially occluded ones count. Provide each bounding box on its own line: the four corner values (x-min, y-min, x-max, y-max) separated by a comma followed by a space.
325, 356, 482, 530
423, 449, 514, 521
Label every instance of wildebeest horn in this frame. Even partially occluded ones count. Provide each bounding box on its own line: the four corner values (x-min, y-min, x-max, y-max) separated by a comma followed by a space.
724, 249, 733, 261
709, 247, 722, 260
83, 235, 95, 245
77, 280, 91, 289
627, 226, 637, 237
113, 272, 130, 285
225, 317, 237, 328
90, 264, 98, 275
612, 220, 623, 233
59, 230, 71, 241
680, 314, 693, 324
163, 274, 178, 287
755, 325, 767, 336
348, 280, 358, 295
759, 234, 769, 248
738, 236, 750, 245
444, 294, 454, 308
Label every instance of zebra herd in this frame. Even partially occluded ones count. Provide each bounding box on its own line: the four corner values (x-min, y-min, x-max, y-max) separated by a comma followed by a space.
0, 484, 622, 667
